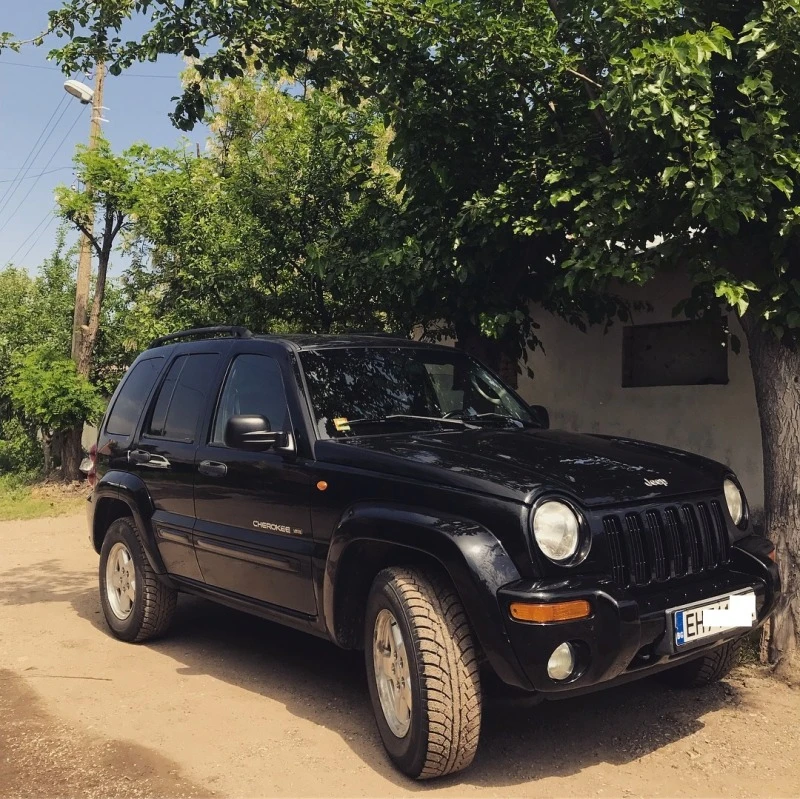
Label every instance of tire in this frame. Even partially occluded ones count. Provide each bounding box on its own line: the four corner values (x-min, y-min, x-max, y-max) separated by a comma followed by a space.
98, 516, 177, 643
364, 566, 482, 780
661, 640, 741, 688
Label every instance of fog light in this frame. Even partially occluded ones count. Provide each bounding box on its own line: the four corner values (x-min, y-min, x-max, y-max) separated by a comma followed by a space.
547, 642, 576, 681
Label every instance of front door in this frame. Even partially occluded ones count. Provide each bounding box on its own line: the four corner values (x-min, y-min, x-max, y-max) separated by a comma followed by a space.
193, 350, 316, 616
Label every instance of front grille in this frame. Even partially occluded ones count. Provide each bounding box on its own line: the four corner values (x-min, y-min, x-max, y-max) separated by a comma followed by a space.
602, 499, 731, 588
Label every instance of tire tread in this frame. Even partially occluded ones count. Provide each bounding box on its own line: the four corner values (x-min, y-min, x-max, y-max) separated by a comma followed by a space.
382, 567, 481, 779
663, 640, 741, 688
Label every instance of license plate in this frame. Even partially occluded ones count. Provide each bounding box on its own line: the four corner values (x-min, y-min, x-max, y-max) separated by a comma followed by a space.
673, 591, 756, 647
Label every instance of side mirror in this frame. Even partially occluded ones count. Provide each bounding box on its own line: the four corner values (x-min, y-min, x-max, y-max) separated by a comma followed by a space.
224, 414, 289, 451
529, 404, 550, 429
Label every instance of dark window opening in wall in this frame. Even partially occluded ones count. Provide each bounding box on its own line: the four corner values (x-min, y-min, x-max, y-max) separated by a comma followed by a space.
622, 317, 729, 387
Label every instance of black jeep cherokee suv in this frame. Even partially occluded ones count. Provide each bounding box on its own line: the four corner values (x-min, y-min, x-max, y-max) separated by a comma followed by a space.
87, 326, 780, 779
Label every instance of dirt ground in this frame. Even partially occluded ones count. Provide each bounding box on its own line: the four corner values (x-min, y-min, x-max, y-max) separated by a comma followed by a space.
1, 514, 799, 799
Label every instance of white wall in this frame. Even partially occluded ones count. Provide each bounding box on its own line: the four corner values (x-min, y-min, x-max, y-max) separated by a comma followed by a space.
515, 273, 765, 511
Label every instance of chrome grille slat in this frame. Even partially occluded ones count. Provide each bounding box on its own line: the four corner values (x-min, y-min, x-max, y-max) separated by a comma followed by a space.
601, 498, 732, 589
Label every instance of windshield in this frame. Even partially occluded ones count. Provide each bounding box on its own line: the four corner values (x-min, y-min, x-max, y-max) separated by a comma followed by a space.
299, 346, 537, 439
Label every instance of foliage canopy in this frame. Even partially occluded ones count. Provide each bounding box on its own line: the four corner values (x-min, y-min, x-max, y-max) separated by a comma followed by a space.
29, 0, 799, 348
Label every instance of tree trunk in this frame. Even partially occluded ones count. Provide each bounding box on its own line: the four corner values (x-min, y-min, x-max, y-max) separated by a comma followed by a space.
454, 320, 521, 389
59, 426, 84, 483
41, 430, 52, 477
741, 315, 800, 676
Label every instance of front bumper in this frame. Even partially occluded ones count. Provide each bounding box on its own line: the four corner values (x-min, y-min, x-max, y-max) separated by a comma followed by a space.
496, 535, 780, 695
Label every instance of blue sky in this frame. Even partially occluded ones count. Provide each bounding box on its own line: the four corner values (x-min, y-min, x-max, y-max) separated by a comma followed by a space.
0, 2, 206, 272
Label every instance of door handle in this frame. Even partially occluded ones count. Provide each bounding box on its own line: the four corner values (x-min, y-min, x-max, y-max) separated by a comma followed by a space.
129, 450, 171, 469
198, 460, 228, 477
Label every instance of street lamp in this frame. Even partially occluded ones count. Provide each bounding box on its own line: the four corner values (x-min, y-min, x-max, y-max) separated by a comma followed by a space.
63, 78, 94, 104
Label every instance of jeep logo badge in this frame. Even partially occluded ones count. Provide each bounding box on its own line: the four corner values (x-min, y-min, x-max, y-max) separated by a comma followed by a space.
644, 478, 668, 487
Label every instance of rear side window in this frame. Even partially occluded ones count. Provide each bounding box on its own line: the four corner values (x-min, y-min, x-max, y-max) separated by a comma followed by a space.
105, 357, 165, 437
146, 353, 219, 442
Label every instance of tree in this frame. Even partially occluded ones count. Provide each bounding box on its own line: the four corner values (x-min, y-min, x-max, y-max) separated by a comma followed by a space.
0, 231, 135, 477
22, 0, 800, 668
126, 78, 414, 337
7, 346, 103, 474
0, 232, 76, 475
24, 1, 627, 384
55, 138, 175, 478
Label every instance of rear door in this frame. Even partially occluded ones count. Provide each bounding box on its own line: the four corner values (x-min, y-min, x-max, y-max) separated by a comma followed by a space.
128, 346, 225, 581
193, 345, 316, 615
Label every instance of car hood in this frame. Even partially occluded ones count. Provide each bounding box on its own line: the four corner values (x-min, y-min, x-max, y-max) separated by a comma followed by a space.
317, 427, 727, 506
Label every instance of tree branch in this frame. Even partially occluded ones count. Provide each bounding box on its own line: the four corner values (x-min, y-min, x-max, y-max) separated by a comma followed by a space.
546, 0, 614, 154
69, 217, 103, 257
6, 24, 55, 49
564, 67, 603, 89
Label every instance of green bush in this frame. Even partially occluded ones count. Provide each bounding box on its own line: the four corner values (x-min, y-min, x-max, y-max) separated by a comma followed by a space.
0, 417, 42, 475
7, 346, 104, 430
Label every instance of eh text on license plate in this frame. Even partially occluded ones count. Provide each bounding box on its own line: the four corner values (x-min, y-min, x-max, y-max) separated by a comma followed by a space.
673, 591, 756, 647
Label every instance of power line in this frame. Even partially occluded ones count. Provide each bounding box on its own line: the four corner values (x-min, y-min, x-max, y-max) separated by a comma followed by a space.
0, 167, 71, 183
6, 208, 55, 265
0, 105, 86, 234
0, 93, 67, 213
0, 97, 71, 221
19, 214, 58, 266
0, 59, 178, 79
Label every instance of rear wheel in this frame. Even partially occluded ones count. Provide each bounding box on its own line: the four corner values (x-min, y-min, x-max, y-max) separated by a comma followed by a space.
99, 516, 177, 642
365, 567, 482, 780
661, 640, 741, 688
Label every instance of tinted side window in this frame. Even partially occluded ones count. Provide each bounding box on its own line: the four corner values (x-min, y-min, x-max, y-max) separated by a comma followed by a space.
147, 357, 182, 436
105, 357, 165, 437
147, 353, 219, 443
212, 354, 289, 445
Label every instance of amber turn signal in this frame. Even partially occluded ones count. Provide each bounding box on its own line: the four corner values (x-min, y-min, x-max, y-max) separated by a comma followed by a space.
509, 599, 591, 623
768, 548, 777, 562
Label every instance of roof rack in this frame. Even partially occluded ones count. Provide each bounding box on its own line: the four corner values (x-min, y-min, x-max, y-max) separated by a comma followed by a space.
148, 326, 254, 349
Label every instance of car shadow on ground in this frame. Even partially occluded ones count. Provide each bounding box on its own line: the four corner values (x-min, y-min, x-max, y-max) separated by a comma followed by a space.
0, 559, 94, 607
63, 578, 743, 791
2, 559, 741, 791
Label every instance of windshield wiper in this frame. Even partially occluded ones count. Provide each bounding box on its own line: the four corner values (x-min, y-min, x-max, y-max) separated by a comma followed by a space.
450, 412, 526, 428
346, 414, 475, 428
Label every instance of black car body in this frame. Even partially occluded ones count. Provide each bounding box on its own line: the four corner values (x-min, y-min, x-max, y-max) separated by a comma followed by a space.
87, 327, 780, 778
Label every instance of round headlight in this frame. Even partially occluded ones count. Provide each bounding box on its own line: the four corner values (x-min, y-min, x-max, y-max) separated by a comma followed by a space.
533, 500, 581, 562
724, 478, 745, 526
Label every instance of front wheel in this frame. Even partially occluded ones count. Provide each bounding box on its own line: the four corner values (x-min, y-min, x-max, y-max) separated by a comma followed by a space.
661, 640, 742, 688
365, 567, 482, 780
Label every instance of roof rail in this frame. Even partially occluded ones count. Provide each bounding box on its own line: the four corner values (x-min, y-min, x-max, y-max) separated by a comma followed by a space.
148, 326, 254, 349
341, 329, 410, 338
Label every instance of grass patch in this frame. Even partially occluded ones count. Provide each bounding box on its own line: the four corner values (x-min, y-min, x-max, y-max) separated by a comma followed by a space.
0, 473, 87, 521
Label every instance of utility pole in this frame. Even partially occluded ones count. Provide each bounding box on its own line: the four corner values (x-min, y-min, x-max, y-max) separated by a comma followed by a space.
70, 62, 106, 373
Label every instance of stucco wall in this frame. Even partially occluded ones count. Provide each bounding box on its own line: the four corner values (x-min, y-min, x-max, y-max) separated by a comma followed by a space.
515, 273, 765, 510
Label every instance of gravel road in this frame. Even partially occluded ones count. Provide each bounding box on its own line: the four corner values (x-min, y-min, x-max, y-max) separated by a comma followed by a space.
1, 513, 798, 798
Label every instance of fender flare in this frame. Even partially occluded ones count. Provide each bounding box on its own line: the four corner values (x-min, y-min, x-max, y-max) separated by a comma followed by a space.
324, 502, 533, 690
92, 471, 167, 575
